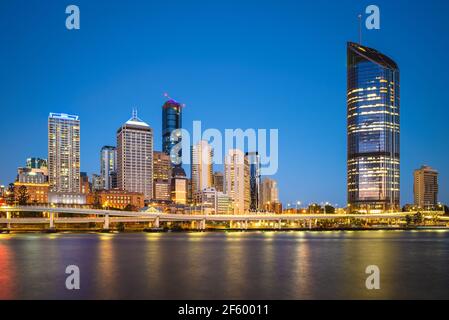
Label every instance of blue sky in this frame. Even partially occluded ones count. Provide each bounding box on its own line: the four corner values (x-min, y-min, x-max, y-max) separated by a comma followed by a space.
1, 0, 448, 206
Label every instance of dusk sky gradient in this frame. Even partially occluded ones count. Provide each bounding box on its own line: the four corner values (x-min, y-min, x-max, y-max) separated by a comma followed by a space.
1, 0, 448, 206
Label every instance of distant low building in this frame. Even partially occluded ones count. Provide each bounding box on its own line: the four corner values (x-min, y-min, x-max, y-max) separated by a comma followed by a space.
17, 167, 48, 184
87, 190, 144, 210
263, 201, 283, 214
49, 192, 86, 205
14, 182, 49, 204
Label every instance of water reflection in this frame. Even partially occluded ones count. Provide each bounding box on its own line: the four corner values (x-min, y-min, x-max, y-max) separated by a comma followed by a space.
0, 241, 16, 299
0, 231, 448, 299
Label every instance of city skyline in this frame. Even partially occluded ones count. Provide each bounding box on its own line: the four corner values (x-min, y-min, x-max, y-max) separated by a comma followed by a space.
1, 1, 448, 206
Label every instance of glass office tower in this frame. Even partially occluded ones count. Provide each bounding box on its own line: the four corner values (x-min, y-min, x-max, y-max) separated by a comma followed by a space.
347, 42, 400, 213
162, 100, 182, 165
245, 151, 261, 211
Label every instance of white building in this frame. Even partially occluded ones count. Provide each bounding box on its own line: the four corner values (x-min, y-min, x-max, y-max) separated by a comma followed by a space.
191, 140, 213, 204
48, 113, 81, 193
117, 111, 154, 201
224, 149, 250, 214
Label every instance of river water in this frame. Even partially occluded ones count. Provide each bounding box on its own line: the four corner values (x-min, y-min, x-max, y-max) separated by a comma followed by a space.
0, 230, 448, 299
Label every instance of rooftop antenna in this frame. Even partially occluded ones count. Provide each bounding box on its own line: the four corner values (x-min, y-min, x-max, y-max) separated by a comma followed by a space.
132, 108, 138, 119
358, 14, 362, 45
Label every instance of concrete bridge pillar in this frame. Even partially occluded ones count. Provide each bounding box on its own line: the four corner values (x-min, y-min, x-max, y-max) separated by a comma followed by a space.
198, 219, 206, 230
103, 214, 110, 230
244, 220, 248, 230
308, 219, 312, 230
154, 216, 160, 228
278, 219, 282, 230
49, 212, 55, 229
6, 212, 11, 229
230, 220, 234, 229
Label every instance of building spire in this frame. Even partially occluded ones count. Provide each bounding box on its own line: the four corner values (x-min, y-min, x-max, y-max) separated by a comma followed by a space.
132, 108, 138, 120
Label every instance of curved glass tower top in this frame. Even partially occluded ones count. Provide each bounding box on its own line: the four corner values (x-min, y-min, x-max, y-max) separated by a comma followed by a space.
347, 42, 400, 213
162, 100, 182, 165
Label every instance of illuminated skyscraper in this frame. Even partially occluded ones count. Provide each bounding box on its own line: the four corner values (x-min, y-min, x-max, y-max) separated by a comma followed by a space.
347, 42, 400, 213
260, 178, 279, 209
48, 113, 81, 193
245, 151, 261, 211
153, 151, 171, 201
162, 99, 182, 165
100, 146, 117, 190
117, 111, 154, 201
225, 149, 250, 214
414, 165, 439, 209
171, 166, 187, 205
190, 140, 213, 203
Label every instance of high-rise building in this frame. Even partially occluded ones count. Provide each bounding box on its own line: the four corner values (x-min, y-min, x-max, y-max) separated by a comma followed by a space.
260, 178, 279, 209
153, 151, 171, 201
153, 151, 171, 181
245, 152, 261, 211
100, 146, 117, 190
48, 113, 81, 193
191, 140, 213, 203
347, 42, 400, 213
225, 149, 250, 214
162, 99, 182, 165
213, 171, 224, 193
171, 166, 187, 205
117, 111, 154, 201
414, 165, 439, 209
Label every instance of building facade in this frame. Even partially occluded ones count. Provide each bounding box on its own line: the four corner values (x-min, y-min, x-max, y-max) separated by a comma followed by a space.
213, 171, 224, 193
87, 190, 144, 210
162, 99, 183, 165
347, 42, 400, 213
14, 182, 49, 204
80, 172, 90, 194
225, 149, 250, 214
245, 152, 261, 211
171, 167, 187, 205
260, 178, 279, 208
414, 165, 439, 209
100, 146, 117, 190
191, 140, 213, 203
17, 167, 47, 184
117, 111, 154, 201
26, 158, 48, 174
48, 113, 81, 193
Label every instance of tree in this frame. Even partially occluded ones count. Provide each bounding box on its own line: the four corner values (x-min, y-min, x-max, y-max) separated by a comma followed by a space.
414, 212, 424, 225
405, 215, 412, 226
5, 183, 15, 205
17, 185, 29, 205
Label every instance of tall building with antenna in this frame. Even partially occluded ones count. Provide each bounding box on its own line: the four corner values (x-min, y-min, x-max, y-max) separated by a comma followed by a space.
347, 42, 400, 213
162, 93, 183, 166
117, 110, 154, 201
